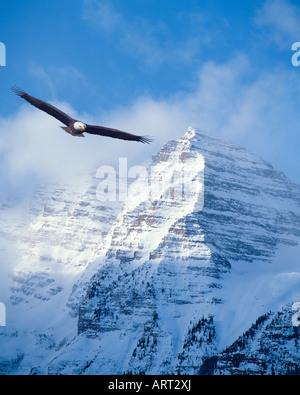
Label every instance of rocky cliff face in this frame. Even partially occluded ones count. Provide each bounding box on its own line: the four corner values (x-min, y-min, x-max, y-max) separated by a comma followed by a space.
0, 128, 300, 375
213, 306, 300, 375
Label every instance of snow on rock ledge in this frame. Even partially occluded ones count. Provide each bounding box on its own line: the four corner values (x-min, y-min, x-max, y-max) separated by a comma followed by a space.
0, 128, 300, 375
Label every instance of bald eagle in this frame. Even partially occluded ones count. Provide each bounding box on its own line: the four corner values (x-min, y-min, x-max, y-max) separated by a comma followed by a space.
12, 87, 152, 144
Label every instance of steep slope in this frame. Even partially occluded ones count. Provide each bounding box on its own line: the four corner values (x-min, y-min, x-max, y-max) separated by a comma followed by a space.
0, 172, 123, 374
214, 304, 300, 375
40, 128, 300, 375
0, 128, 300, 375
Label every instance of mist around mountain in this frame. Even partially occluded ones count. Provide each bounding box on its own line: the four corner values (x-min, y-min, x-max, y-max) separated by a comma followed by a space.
0, 128, 300, 375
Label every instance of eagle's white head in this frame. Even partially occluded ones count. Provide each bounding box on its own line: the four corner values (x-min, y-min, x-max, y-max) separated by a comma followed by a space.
74, 121, 87, 131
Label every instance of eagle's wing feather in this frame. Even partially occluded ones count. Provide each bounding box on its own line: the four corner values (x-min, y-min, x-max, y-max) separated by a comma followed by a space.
85, 124, 153, 144
11, 86, 73, 127
12, 87, 153, 144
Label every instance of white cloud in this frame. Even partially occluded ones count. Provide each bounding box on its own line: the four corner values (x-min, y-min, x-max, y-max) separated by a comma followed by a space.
2, 53, 300, 201
255, 0, 300, 48
0, 101, 152, 200
82, 0, 171, 68
81, 0, 225, 69
28, 63, 94, 101
82, 0, 122, 34
101, 54, 300, 182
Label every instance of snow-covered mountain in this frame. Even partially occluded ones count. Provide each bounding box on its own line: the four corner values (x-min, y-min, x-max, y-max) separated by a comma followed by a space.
0, 128, 300, 375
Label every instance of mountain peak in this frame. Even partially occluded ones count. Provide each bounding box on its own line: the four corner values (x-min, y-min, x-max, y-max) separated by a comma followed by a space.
0, 129, 300, 375
182, 126, 197, 140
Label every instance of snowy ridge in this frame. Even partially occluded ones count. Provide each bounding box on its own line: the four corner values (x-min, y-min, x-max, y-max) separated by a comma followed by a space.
103, 127, 205, 265
0, 128, 300, 375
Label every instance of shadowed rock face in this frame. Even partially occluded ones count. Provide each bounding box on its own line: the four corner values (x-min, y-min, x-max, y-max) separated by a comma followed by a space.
1, 128, 300, 375
72, 129, 300, 375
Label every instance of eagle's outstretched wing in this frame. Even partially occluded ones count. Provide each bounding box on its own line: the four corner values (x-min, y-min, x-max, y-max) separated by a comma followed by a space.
11, 86, 73, 127
85, 124, 153, 144
12, 87, 153, 144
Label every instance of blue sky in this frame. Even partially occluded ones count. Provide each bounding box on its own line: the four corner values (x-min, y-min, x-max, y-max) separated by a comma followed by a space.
1, 0, 300, 197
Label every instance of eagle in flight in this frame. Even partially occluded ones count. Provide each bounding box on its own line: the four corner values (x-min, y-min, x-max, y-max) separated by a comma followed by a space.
12, 87, 152, 144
